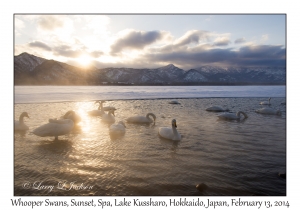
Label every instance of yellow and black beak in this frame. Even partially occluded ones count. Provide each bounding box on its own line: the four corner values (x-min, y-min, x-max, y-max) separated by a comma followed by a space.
173, 121, 177, 128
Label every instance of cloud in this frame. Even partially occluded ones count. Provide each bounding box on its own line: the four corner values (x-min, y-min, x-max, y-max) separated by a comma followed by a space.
28, 41, 52, 51
261, 34, 269, 43
234, 37, 246, 44
142, 44, 286, 69
213, 37, 231, 46
110, 30, 166, 55
174, 30, 211, 46
90, 50, 104, 58
37, 15, 65, 31
15, 17, 25, 30
53, 45, 82, 58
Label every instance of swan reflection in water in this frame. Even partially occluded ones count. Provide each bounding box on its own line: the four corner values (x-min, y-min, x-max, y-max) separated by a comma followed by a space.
37, 139, 74, 155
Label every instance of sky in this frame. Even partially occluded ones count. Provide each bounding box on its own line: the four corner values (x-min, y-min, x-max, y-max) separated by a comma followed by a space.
14, 14, 286, 70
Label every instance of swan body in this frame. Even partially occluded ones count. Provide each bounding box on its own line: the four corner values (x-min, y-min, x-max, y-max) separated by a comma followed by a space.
255, 107, 282, 116
169, 100, 180, 104
14, 112, 29, 131
260, 97, 271, 105
206, 106, 229, 112
109, 121, 126, 134
102, 109, 115, 123
218, 111, 248, 121
158, 119, 181, 141
32, 111, 75, 140
62, 110, 81, 124
126, 113, 156, 124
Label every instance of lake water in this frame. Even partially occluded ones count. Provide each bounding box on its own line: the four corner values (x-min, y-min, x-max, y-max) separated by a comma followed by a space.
14, 86, 286, 196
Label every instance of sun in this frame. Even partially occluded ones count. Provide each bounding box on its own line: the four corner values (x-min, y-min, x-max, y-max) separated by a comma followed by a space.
77, 55, 92, 67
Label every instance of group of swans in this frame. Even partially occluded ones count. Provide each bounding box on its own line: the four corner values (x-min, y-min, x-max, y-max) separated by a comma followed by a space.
206, 105, 248, 121
14, 110, 78, 140
15, 101, 180, 141
88, 100, 116, 117
88, 100, 117, 123
205, 97, 282, 121
124, 113, 181, 141
257, 97, 281, 116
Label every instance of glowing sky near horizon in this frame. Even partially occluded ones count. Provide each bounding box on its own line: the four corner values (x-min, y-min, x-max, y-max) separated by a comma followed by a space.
14, 14, 286, 70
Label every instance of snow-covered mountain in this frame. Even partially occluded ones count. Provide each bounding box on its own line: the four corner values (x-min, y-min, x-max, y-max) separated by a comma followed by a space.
14, 53, 286, 85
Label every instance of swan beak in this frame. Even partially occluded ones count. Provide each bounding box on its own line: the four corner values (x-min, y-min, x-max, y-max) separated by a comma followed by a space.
174, 122, 177, 128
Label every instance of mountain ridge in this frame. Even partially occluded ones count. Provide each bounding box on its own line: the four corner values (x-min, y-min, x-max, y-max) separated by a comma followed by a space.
14, 53, 286, 85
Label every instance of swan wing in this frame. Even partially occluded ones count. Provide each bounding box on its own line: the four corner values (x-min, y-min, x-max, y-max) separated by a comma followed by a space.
256, 108, 276, 115
33, 121, 73, 137
127, 116, 150, 123
158, 127, 174, 140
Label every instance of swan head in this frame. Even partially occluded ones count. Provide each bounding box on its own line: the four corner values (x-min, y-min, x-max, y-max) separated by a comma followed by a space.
172, 119, 177, 128
108, 109, 115, 116
63, 110, 76, 120
21, 112, 30, 118
63, 110, 75, 118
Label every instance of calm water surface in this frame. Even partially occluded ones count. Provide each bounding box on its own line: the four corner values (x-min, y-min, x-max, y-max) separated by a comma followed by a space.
14, 97, 286, 196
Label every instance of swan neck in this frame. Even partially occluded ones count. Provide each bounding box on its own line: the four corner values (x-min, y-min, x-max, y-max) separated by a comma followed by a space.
98, 102, 103, 110
146, 113, 156, 122
172, 125, 180, 140
237, 111, 248, 119
19, 114, 26, 122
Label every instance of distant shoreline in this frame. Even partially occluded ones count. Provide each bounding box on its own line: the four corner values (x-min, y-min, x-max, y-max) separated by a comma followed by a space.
14, 83, 286, 86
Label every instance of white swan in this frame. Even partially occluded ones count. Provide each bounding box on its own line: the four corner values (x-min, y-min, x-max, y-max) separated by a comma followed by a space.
61, 110, 81, 124
218, 111, 248, 121
206, 106, 229, 112
158, 119, 181, 141
109, 121, 126, 135
126, 113, 156, 124
32, 111, 75, 140
15, 112, 29, 131
260, 97, 271, 105
255, 107, 282, 116
102, 109, 116, 123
